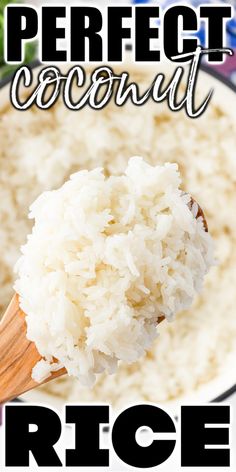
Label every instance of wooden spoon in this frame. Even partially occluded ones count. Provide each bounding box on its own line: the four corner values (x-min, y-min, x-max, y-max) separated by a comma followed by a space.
0, 294, 66, 404
0, 197, 208, 404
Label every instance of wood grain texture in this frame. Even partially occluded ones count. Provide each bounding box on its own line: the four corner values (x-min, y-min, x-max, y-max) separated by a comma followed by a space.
0, 294, 65, 404
0, 198, 207, 404
189, 196, 208, 232
0, 296, 164, 404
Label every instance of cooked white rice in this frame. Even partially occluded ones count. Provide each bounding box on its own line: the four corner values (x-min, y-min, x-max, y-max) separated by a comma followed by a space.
1, 63, 236, 404
14, 157, 213, 385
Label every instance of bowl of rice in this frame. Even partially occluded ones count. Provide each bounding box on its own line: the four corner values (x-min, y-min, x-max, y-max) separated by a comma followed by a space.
1, 60, 236, 412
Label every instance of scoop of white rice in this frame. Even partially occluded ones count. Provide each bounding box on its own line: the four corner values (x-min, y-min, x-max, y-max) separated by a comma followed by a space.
14, 157, 213, 386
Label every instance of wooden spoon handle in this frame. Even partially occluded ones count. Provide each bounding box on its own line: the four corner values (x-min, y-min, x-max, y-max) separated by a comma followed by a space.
0, 295, 65, 404
0, 196, 208, 404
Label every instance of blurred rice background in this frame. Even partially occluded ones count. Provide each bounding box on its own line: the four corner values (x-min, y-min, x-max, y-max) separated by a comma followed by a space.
1, 2, 236, 471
